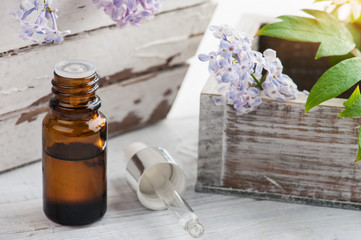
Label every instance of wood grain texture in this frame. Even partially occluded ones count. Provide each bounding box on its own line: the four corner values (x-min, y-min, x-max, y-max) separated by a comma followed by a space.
0, 1, 215, 115
0, 65, 187, 173
197, 82, 224, 186
2, 116, 361, 240
197, 77, 361, 209
0, 0, 207, 53
0, 1, 216, 172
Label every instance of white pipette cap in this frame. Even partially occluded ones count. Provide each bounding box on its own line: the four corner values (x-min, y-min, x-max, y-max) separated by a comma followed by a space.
125, 142, 186, 210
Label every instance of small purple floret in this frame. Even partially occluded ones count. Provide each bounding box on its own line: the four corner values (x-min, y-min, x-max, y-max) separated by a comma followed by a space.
93, 0, 162, 28
11, 0, 70, 44
198, 24, 299, 115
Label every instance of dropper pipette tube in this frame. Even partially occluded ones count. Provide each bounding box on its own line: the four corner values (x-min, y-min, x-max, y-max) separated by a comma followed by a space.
125, 143, 204, 238
145, 173, 204, 238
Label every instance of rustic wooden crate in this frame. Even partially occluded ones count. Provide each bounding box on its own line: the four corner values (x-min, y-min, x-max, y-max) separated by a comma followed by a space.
196, 77, 361, 210
196, 13, 361, 210
0, 0, 216, 172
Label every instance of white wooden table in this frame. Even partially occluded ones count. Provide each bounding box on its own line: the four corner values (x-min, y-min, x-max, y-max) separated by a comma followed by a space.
2, 1, 361, 239
1, 116, 361, 240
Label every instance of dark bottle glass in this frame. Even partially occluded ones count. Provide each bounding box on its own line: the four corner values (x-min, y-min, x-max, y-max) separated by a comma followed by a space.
42, 60, 107, 225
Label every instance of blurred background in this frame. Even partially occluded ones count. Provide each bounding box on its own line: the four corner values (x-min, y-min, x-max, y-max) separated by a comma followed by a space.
169, 0, 317, 119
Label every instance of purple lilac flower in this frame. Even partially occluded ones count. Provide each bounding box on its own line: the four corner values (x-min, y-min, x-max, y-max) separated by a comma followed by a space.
93, 0, 162, 28
234, 87, 262, 115
11, 0, 70, 44
198, 25, 299, 115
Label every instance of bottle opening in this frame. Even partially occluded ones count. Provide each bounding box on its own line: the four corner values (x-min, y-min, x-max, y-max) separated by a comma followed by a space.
55, 60, 96, 79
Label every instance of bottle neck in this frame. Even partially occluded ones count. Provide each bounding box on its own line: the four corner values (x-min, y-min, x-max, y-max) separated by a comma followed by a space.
50, 72, 101, 115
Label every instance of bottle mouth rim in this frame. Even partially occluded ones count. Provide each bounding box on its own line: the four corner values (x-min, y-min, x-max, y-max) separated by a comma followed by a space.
49, 95, 101, 112
55, 59, 96, 79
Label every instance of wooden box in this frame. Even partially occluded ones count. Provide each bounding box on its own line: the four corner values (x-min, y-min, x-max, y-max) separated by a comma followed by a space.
196, 15, 361, 209
0, 0, 216, 172
196, 14, 361, 210
197, 77, 361, 210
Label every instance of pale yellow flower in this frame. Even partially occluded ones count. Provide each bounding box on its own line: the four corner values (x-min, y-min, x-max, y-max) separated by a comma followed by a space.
316, 0, 361, 22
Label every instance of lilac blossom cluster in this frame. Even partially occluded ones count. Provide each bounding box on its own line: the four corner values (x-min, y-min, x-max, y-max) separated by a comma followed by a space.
93, 0, 161, 28
198, 25, 299, 115
11, 0, 70, 44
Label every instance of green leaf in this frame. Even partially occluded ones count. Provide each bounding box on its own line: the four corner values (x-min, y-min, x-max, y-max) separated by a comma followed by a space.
258, 9, 356, 59
305, 57, 361, 113
347, 23, 361, 49
356, 127, 361, 162
343, 85, 360, 107
329, 53, 354, 66
338, 95, 361, 117
329, 24, 361, 65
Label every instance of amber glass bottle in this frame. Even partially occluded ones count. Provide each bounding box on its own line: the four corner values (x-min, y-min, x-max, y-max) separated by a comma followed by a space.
42, 60, 107, 225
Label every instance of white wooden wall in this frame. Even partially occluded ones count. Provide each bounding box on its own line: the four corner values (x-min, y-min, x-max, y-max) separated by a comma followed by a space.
0, 0, 216, 172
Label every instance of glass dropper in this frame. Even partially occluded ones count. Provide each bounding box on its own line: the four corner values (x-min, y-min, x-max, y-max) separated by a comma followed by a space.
143, 170, 205, 238
125, 142, 205, 238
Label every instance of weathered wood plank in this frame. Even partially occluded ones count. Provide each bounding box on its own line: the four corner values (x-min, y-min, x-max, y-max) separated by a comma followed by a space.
0, 1, 215, 116
197, 82, 225, 186
0, 0, 208, 53
3, 116, 361, 239
0, 65, 187, 173
0, 116, 202, 240
197, 76, 361, 209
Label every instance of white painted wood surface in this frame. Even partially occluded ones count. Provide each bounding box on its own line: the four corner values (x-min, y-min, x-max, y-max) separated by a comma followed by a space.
0, 1, 213, 115
197, 76, 361, 209
5, 1, 360, 239
1, 0, 206, 53
0, 66, 187, 172
0, 0, 216, 172
2, 116, 361, 240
